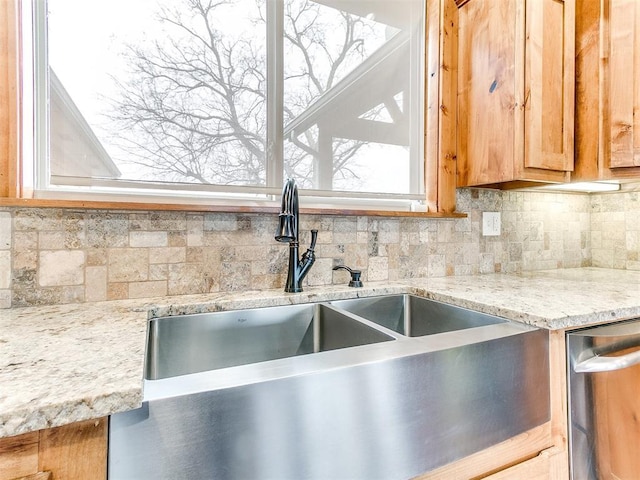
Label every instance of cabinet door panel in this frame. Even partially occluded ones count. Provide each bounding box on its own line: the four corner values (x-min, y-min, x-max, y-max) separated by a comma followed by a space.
456, 0, 574, 188
457, 0, 518, 186
525, 0, 574, 172
38, 419, 107, 480
609, 0, 640, 168
0, 432, 39, 479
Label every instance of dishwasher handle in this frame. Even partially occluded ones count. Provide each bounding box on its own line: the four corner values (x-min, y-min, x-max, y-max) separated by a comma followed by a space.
574, 347, 640, 373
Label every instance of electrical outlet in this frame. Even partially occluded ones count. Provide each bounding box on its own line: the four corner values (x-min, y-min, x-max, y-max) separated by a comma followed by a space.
482, 212, 501, 236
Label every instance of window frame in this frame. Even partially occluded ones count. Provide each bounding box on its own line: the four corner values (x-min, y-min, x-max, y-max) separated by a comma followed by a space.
0, 0, 459, 217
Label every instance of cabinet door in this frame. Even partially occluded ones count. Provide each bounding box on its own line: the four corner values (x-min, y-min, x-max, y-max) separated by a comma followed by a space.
0, 432, 39, 479
456, 0, 574, 188
0, 419, 106, 480
575, 0, 640, 180
524, 0, 574, 173
457, 0, 519, 186
608, 0, 640, 169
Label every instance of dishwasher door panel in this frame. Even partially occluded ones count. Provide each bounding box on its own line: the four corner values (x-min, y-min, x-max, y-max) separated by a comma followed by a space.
568, 320, 640, 480
591, 363, 640, 479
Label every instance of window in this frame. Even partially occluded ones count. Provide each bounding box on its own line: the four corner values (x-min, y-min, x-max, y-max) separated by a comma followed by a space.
26, 0, 425, 207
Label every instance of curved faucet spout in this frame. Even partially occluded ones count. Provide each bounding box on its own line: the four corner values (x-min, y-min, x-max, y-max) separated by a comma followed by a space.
274, 178, 316, 292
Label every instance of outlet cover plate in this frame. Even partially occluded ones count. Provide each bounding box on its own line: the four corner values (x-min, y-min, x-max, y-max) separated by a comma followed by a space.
482, 212, 501, 236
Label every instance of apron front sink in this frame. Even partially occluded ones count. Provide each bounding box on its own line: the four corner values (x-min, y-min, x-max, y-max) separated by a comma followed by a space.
330, 294, 505, 337
145, 302, 395, 380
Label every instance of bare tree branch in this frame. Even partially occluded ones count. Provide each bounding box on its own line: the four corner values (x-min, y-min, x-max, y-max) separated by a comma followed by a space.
107, 0, 370, 188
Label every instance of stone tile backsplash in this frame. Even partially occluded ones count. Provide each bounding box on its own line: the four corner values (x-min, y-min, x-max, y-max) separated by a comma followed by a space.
0, 188, 593, 308
590, 190, 640, 270
0, 211, 11, 308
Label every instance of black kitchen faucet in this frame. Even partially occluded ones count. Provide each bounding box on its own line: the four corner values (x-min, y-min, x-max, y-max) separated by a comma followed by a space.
275, 178, 317, 292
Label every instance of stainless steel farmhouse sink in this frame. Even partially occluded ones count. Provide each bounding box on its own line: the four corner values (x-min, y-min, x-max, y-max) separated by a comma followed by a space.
109, 295, 550, 480
146, 303, 394, 380
330, 294, 505, 336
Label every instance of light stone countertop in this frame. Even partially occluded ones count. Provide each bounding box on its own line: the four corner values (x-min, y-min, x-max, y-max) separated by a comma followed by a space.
406, 267, 640, 330
2, 267, 640, 439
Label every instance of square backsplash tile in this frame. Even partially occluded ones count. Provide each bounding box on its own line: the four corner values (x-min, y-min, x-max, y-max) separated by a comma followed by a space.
0, 188, 602, 308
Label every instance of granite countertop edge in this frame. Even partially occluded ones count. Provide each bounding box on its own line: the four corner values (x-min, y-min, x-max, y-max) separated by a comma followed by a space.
2, 267, 640, 439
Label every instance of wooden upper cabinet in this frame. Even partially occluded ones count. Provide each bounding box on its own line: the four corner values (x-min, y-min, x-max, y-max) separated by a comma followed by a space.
424, 0, 459, 213
574, 0, 640, 181
607, 0, 640, 169
456, 0, 575, 188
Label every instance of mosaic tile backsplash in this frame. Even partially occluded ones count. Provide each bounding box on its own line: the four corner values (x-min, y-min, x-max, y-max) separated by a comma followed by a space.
590, 190, 640, 269
0, 188, 594, 308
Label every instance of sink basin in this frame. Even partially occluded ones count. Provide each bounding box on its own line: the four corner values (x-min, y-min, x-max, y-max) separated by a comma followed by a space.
112, 295, 549, 480
146, 303, 394, 380
330, 294, 505, 336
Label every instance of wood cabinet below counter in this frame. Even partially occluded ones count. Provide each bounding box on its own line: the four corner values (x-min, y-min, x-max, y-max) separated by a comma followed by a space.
0, 418, 107, 480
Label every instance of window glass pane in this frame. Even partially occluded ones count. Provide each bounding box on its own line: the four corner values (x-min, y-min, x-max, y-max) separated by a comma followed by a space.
43, 0, 424, 199
48, 0, 267, 186
332, 143, 411, 194
283, 0, 424, 195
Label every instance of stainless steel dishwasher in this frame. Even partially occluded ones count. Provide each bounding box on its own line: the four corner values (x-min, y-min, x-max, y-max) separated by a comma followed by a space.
567, 319, 640, 480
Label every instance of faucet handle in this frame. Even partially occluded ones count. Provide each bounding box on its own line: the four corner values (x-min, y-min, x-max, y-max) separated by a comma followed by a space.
308, 229, 318, 251
332, 265, 363, 288
301, 230, 318, 266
